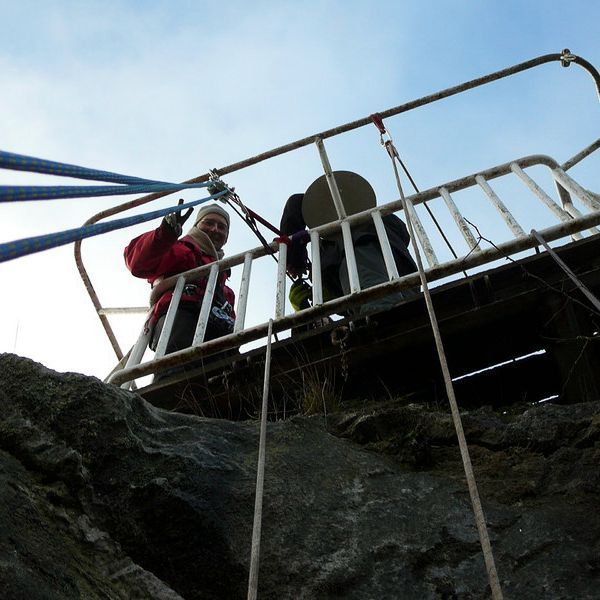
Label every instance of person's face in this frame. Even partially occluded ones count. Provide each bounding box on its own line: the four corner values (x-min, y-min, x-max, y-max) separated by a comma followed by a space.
197, 213, 229, 249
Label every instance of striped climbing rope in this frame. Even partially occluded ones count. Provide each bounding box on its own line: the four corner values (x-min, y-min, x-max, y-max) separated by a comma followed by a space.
0, 192, 228, 263
0, 149, 215, 202
0, 182, 215, 203
0, 149, 165, 184
0, 149, 230, 262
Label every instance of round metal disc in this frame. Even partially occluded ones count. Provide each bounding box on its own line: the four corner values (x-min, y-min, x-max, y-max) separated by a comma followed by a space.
302, 171, 376, 229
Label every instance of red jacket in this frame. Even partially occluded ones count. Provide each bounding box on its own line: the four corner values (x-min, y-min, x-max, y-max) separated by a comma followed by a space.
124, 224, 236, 325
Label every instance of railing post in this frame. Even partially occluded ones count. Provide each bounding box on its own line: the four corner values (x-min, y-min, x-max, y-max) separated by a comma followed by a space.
234, 252, 254, 333
310, 230, 324, 305
404, 197, 440, 266
476, 174, 526, 237
372, 210, 399, 280
154, 276, 186, 358
552, 167, 600, 212
192, 264, 220, 346
275, 242, 288, 319
119, 317, 153, 389
314, 137, 347, 220
439, 187, 481, 252
315, 137, 361, 293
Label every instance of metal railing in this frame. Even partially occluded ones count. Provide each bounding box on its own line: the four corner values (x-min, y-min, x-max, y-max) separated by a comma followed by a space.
76, 50, 600, 361
107, 152, 600, 387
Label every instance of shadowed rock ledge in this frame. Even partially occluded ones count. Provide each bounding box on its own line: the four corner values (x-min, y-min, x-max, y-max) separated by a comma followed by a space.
0, 353, 598, 599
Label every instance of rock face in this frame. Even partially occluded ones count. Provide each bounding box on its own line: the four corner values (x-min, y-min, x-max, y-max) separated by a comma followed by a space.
0, 353, 598, 599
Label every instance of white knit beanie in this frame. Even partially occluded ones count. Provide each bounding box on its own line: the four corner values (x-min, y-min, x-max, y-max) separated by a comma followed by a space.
193, 203, 230, 228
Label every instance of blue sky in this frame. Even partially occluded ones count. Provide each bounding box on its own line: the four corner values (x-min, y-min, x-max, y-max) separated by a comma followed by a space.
1, 1, 598, 379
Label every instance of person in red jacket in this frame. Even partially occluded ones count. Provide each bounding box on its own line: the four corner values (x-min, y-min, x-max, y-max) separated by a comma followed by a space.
124, 202, 236, 357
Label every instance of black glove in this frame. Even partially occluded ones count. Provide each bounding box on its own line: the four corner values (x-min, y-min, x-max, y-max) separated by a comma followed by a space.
274, 230, 310, 278
162, 198, 194, 237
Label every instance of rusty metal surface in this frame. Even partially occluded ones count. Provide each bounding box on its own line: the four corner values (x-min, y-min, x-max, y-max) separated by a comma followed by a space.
76, 52, 600, 361
141, 232, 600, 414
561, 138, 600, 171
108, 208, 600, 387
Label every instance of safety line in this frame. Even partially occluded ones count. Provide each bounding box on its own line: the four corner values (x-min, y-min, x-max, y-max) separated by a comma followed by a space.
531, 229, 600, 312
247, 319, 274, 600
370, 114, 460, 261
0, 191, 227, 263
0, 181, 215, 203
0, 149, 165, 185
0, 149, 215, 202
381, 137, 504, 599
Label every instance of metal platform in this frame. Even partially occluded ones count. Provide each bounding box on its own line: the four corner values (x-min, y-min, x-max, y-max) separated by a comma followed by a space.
140, 234, 600, 419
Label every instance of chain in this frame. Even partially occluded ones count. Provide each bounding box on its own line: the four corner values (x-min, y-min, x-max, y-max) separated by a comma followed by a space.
339, 334, 348, 381
221, 367, 230, 391
331, 326, 350, 381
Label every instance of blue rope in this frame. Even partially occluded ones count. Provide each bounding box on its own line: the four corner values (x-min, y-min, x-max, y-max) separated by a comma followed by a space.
0, 149, 231, 262
0, 149, 215, 202
0, 191, 228, 263
0, 181, 213, 202
0, 149, 165, 185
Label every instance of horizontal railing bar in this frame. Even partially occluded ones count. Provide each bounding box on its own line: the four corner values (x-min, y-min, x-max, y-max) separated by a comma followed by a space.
76, 51, 600, 360
561, 137, 600, 171
78, 55, 576, 226
144, 155, 565, 288
108, 209, 600, 386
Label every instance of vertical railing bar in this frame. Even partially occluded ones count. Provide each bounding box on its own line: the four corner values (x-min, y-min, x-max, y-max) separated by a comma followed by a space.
561, 202, 600, 235
475, 174, 526, 237
192, 264, 220, 346
510, 162, 583, 242
372, 209, 399, 280
120, 320, 152, 389
405, 198, 439, 266
234, 252, 253, 333
438, 187, 481, 251
341, 221, 361, 293
154, 276, 186, 359
310, 230, 324, 306
555, 184, 600, 236
510, 163, 572, 222
315, 137, 347, 220
551, 167, 600, 212
275, 242, 288, 319
314, 137, 361, 293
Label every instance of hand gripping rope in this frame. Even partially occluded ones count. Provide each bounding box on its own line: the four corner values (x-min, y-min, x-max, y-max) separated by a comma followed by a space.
371, 116, 504, 600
